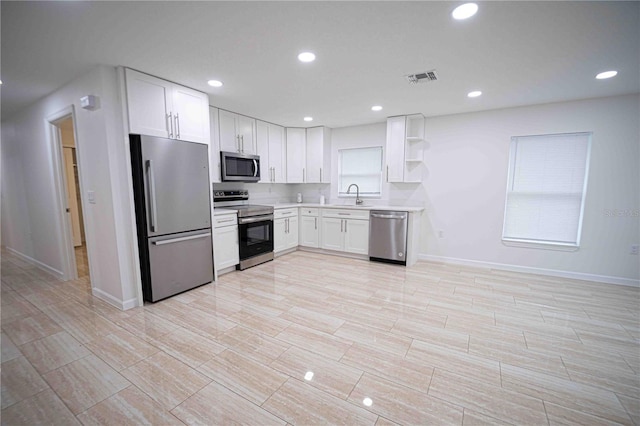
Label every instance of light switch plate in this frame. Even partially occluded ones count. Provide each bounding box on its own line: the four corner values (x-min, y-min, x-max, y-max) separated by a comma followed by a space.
87, 190, 96, 204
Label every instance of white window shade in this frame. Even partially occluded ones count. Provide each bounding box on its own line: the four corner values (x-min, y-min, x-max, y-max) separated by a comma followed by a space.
502, 132, 591, 247
338, 147, 383, 197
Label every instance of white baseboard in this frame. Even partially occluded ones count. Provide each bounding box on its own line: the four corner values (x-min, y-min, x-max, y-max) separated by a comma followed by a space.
418, 254, 639, 287
92, 287, 139, 310
5, 247, 64, 279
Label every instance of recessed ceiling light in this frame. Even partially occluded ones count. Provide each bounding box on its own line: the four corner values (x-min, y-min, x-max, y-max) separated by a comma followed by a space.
467, 90, 482, 98
371, 105, 383, 111
452, 3, 478, 20
304, 116, 313, 122
207, 80, 223, 87
596, 70, 618, 80
298, 52, 316, 63
363, 398, 373, 407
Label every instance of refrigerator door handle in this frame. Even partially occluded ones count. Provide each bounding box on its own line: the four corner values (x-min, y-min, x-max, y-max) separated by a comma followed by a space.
152, 232, 211, 246
146, 159, 158, 232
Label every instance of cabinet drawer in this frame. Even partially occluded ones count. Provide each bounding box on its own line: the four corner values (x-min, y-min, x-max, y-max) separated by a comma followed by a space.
300, 207, 319, 217
213, 214, 237, 228
275, 208, 298, 219
321, 208, 369, 220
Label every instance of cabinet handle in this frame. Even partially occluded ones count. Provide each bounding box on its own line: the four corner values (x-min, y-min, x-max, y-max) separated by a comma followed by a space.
175, 113, 180, 139
236, 135, 240, 152
340, 219, 343, 233
314, 217, 317, 230
217, 218, 235, 223
320, 168, 322, 182
241, 135, 244, 153
303, 167, 306, 183
344, 219, 347, 232
167, 113, 173, 138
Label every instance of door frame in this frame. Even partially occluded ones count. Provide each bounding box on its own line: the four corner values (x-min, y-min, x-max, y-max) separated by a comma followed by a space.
47, 106, 81, 281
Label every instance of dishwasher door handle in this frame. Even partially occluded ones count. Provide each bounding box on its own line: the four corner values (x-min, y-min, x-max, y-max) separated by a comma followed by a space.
371, 213, 406, 220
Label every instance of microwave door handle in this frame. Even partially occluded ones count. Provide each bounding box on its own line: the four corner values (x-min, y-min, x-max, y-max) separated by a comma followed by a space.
253, 159, 258, 177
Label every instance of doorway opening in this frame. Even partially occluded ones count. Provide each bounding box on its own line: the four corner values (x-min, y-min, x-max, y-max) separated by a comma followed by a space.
50, 111, 91, 282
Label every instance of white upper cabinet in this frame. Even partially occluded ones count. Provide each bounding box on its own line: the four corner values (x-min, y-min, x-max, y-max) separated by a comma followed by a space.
385, 114, 425, 183
269, 124, 286, 183
286, 128, 306, 183
256, 120, 270, 182
306, 126, 331, 183
219, 110, 256, 154
257, 121, 287, 183
209, 107, 221, 183
125, 68, 210, 144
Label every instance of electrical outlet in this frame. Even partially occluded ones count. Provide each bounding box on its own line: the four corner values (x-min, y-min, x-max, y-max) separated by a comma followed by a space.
631, 244, 639, 255
438, 230, 445, 239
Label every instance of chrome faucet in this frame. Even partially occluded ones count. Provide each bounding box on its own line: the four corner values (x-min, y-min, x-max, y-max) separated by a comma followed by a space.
347, 183, 363, 205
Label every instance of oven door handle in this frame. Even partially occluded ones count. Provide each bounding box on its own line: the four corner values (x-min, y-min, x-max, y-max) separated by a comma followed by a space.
238, 214, 274, 225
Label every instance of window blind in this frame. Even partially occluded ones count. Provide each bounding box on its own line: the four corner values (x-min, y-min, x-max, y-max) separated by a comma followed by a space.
338, 146, 383, 197
502, 132, 591, 246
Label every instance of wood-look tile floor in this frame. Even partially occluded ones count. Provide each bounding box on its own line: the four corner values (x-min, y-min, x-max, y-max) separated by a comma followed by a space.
1, 248, 639, 425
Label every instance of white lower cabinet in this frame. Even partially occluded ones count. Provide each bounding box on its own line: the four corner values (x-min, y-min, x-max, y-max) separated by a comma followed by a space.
320, 209, 369, 255
299, 208, 320, 248
213, 214, 239, 271
274, 208, 299, 253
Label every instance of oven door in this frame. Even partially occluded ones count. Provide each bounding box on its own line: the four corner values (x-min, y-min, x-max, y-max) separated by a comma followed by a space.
238, 215, 274, 260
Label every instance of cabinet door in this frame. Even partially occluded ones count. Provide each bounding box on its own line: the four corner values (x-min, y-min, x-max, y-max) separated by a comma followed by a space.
237, 115, 256, 155
287, 216, 299, 249
321, 217, 344, 251
172, 85, 210, 144
286, 128, 306, 183
274, 218, 288, 253
256, 120, 270, 182
269, 124, 286, 183
214, 225, 239, 270
126, 69, 172, 138
219, 110, 240, 152
344, 219, 369, 255
306, 127, 323, 183
386, 116, 406, 183
300, 216, 319, 248
209, 107, 221, 183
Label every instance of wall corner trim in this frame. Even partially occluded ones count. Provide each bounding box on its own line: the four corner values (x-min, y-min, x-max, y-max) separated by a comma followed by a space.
418, 254, 639, 288
92, 287, 140, 311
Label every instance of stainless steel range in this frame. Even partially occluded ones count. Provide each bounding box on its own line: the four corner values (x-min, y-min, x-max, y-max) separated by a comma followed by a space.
213, 190, 274, 270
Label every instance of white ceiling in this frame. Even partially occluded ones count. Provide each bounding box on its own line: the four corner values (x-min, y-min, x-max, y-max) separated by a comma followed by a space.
2, 1, 638, 128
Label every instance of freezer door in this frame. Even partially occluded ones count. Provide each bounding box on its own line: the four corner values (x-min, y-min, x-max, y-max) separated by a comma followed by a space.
147, 230, 214, 302
141, 135, 210, 236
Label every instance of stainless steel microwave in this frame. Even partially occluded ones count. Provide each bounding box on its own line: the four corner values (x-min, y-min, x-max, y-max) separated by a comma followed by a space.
220, 151, 260, 182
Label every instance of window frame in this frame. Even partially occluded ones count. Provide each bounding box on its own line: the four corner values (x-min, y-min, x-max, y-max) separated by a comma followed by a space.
337, 146, 383, 199
501, 132, 592, 250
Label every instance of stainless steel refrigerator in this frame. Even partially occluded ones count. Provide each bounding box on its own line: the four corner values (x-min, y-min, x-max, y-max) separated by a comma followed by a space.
130, 134, 213, 302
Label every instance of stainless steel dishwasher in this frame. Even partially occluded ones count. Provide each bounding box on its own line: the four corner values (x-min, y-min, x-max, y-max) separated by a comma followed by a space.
369, 210, 408, 265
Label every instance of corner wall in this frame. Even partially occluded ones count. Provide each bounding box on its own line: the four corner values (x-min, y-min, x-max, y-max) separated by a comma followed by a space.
0, 65, 139, 307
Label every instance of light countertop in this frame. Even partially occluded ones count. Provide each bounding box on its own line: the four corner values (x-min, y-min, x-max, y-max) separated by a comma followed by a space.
270, 203, 424, 213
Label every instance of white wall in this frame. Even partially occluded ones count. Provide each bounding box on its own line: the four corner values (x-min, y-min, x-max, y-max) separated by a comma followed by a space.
424, 94, 639, 284
1, 66, 139, 307
328, 94, 639, 284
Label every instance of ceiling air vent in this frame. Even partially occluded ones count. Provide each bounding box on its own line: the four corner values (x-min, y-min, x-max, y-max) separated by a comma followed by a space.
406, 70, 438, 84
